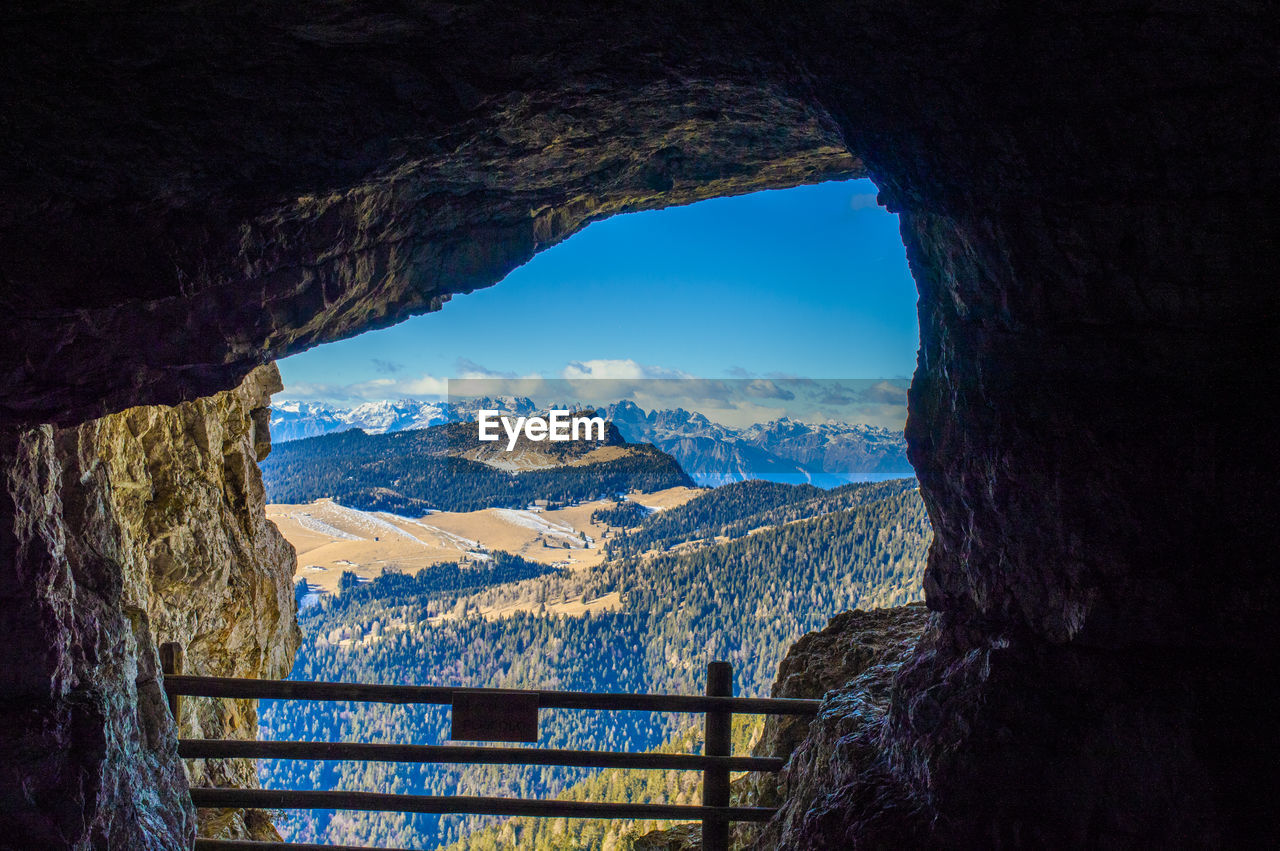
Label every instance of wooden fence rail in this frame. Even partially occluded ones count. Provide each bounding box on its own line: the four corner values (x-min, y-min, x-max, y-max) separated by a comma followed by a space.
188, 787, 778, 821
161, 643, 819, 851
162, 673, 820, 715
179, 738, 786, 773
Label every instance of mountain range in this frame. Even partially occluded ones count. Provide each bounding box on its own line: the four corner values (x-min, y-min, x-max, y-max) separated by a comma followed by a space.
270, 398, 911, 485
603, 400, 910, 485
269, 397, 537, 441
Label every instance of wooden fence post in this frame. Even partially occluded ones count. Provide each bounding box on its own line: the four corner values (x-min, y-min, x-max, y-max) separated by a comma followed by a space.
702, 660, 732, 851
159, 641, 183, 727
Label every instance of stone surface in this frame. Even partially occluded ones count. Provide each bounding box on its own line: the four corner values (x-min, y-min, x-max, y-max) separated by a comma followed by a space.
2, 1, 1278, 847
633, 824, 701, 851
741, 604, 930, 840
0, 366, 298, 848
749, 608, 939, 847
636, 604, 930, 850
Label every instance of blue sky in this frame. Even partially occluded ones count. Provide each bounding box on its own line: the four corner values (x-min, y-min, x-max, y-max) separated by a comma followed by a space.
277, 178, 919, 403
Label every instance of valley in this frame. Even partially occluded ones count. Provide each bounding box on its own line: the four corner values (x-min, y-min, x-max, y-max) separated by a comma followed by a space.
271, 486, 701, 596
259, 467, 929, 849
256, 413, 927, 849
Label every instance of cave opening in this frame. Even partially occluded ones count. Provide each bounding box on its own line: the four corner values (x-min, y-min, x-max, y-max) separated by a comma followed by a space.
255, 179, 930, 846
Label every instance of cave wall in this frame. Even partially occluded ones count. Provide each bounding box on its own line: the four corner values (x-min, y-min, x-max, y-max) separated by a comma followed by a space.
2, 1, 1278, 847
816, 5, 1280, 841
0, 366, 299, 848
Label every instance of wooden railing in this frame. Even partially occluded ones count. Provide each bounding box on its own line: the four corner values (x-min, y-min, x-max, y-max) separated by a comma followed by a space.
160, 643, 819, 851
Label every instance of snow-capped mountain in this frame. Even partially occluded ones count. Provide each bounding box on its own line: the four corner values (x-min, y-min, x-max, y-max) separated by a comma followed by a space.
270, 397, 536, 443
269, 401, 351, 442
271, 397, 909, 485
342, 400, 452, 434
603, 400, 911, 485
738, 416, 908, 473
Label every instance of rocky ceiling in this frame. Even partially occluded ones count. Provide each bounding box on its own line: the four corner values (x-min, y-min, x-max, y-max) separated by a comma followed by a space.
0, 1, 861, 424
2, 0, 1278, 847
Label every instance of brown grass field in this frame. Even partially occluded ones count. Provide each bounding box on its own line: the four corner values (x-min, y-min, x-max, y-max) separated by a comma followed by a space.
269, 486, 703, 597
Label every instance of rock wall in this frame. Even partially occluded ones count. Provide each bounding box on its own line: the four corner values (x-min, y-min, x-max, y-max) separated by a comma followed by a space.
743, 604, 931, 849
0, 366, 298, 848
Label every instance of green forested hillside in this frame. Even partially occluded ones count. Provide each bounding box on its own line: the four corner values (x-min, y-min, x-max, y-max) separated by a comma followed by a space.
589, 500, 652, 528
258, 481, 929, 849
604, 477, 918, 557
326, 552, 562, 612
261, 425, 694, 513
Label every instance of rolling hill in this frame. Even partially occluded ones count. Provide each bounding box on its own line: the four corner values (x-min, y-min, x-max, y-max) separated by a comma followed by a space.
261, 419, 695, 514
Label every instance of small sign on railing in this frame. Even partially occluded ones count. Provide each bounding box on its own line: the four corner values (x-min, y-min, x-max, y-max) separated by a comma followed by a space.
450, 689, 540, 743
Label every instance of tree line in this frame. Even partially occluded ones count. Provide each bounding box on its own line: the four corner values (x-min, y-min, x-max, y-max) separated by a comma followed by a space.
604, 477, 918, 557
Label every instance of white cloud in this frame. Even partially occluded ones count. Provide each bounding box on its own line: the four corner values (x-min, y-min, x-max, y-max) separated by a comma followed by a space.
561, 359, 691, 380
277, 373, 449, 403
395, 375, 450, 396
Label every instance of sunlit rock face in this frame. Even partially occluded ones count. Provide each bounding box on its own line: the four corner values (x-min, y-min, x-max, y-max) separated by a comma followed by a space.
1, 1, 1277, 847
0, 366, 298, 847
